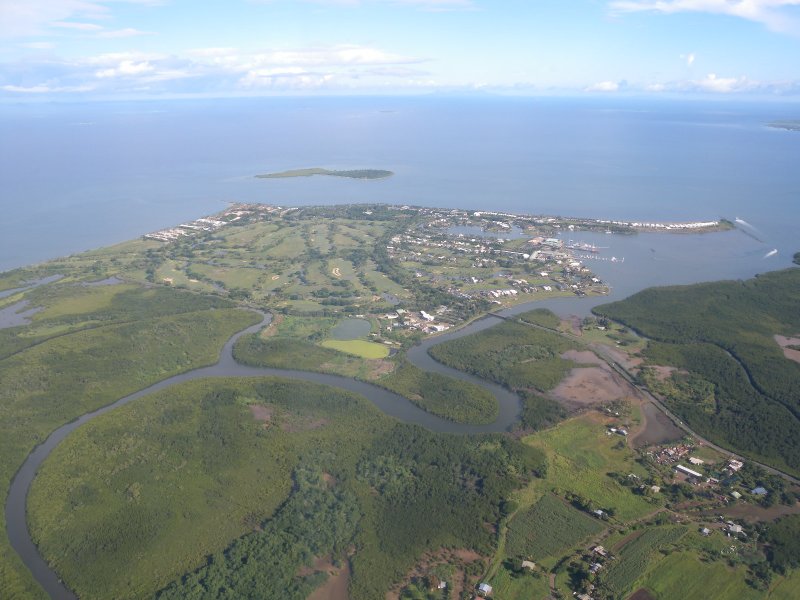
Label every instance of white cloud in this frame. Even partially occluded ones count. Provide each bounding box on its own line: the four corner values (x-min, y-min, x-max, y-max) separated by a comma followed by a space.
584, 80, 620, 92
640, 73, 773, 93
609, 0, 800, 33
252, 0, 474, 10
680, 52, 696, 65
95, 27, 154, 38
20, 41, 57, 49
51, 21, 104, 31
690, 72, 753, 92
2, 83, 93, 93
242, 45, 422, 68
95, 59, 155, 78
0, 0, 161, 37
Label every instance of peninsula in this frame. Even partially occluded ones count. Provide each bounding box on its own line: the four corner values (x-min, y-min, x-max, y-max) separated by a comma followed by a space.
767, 120, 800, 132
256, 167, 394, 179
1, 202, 798, 600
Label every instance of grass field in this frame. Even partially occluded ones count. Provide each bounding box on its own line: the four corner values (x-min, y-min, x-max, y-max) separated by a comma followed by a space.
321, 339, 390, 359
769, 569, 800, 600
505, 493, 604, 561
489, 563, 551, 600
635, 550, 762, 600
524, 415, 656, 522
603, 526, 688, 596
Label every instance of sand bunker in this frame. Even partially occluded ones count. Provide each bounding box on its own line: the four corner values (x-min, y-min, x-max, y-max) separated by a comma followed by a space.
775, 335, 800, 364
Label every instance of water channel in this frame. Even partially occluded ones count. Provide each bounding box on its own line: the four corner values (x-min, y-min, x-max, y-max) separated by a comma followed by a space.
7, 220, 791, 598
6, 305, 535, 599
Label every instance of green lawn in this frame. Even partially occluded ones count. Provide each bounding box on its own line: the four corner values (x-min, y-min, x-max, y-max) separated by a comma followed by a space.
321, 338, 390, 359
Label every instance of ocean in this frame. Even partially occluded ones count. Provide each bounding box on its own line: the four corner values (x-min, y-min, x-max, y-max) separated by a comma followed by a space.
1, 96, 798, 296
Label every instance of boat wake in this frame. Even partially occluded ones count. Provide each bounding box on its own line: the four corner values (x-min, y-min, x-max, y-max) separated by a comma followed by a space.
734, 217, 765, 243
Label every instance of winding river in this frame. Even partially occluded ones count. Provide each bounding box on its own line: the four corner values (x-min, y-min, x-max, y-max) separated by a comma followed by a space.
6, 307, 532, 600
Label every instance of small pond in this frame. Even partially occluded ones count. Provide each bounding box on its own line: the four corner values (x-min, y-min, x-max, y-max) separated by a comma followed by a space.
330, 318, 371, 340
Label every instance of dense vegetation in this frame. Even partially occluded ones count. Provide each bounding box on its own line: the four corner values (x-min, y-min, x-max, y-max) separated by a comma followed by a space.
505, 494, 603, 560
428, 320, 577, 392
517, 392, 568, 432
158, 464, 359, 600
29, 374, 546, 599
30, 377, 380, 599
377, 361, 498, 425
0, 283, 258, 599
764, 515, 800, 574
518, 308, 562, 329
349, 426, 546, 598
594, 268, 800, 474
234, 334, 345, 371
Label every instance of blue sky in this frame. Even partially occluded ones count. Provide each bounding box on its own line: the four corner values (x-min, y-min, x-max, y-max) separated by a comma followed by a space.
1, 0, 800, 99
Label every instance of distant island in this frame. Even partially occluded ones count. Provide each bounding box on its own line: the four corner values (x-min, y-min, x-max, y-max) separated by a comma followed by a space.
256, 167, 394, 180
767, 120, 800, 132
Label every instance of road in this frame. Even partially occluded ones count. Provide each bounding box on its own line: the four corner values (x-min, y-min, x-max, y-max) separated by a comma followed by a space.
491, 312, 800, 486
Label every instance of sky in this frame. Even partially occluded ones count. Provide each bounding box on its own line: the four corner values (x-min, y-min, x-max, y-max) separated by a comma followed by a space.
1, 0, 800, 100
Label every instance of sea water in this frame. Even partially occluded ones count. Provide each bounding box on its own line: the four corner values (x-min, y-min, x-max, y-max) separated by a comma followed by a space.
1, 96, 797, 290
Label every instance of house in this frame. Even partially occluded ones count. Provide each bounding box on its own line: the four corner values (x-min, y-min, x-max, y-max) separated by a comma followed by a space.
731, 491, 742, 499
700, 527, 711, 536
521, 560, 536, 570
420, 311, 435, 322
675, 465, 703, 480
688, 457, 705, 466
589, 562, 603, 574
728, 459, 744, 472
593, 509, 606, 519
728, 524, 744, 534
592, 546, 608, 557
477, 582, 493, 597
752, 486, 768, 496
